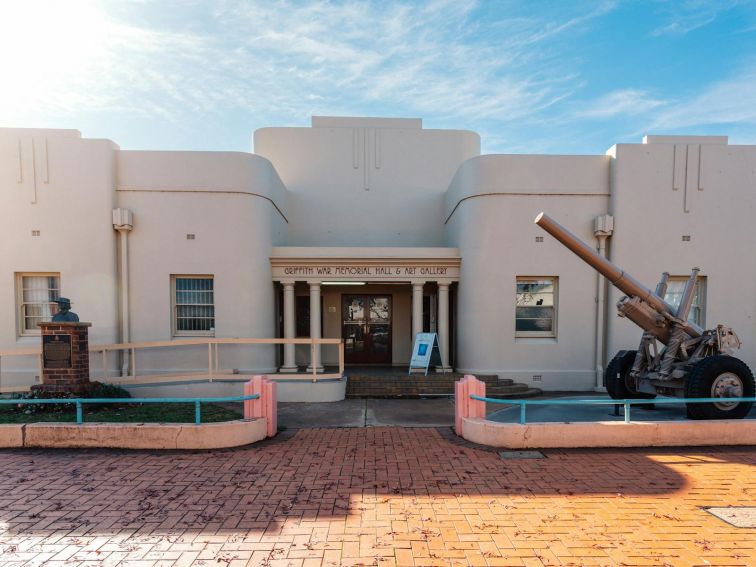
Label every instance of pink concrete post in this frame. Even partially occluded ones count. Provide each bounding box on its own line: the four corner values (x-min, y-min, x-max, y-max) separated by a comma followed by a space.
454, 375, 486, 436
263, 380, 277, 437
244, 375, 278, 438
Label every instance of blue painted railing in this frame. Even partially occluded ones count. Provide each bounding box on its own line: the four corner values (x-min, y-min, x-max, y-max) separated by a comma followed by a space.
0, 394, 260, 425
470, 395, 756, 425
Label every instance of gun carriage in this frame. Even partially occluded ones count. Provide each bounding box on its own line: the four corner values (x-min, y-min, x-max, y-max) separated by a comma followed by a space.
535, 212, 754, 419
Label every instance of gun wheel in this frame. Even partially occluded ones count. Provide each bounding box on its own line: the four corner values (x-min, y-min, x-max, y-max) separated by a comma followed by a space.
605, 350, 655, 400
685, 355, 755, 419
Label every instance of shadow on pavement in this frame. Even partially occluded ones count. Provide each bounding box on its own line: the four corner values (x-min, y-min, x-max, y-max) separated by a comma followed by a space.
2, 426, 755, 542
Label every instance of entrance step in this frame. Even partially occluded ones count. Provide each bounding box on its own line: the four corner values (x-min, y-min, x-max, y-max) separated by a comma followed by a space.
345, 371, 541, 398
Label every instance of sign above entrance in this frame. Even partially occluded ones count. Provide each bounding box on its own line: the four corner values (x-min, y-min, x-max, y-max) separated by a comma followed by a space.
271, 258, 460, 282
282, 265, 451, 277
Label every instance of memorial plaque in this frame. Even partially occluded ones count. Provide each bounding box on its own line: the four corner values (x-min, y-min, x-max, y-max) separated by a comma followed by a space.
43, 334, 72, 369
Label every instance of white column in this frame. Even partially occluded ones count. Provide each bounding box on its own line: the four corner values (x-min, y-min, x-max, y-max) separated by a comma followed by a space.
280, 281, 297, 372
412, 282, 424, 342
306, 281, 324, 372
437, 282, 452, 373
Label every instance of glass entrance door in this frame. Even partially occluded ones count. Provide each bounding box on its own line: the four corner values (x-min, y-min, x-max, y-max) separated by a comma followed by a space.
343, 295, 392, 364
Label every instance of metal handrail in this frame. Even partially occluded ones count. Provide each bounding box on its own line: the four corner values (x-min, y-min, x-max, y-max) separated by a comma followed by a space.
0, 393, 260, 425
470, 394, 756, 425
0, 336, 345, 392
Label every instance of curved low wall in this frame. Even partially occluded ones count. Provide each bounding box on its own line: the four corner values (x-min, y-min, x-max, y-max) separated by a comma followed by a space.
275, 378, 347, 402
122, 377, 346, 403
461, 417, 756, 449
0, 418, 267, 450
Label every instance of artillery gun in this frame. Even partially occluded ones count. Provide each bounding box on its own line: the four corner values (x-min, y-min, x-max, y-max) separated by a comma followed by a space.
535, 212, 755, 419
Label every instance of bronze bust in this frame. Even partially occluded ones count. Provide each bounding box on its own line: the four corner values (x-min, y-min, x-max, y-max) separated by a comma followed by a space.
52, 297, 80, 322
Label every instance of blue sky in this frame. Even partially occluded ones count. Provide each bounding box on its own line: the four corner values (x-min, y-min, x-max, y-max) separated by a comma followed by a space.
1, 0, 755, 154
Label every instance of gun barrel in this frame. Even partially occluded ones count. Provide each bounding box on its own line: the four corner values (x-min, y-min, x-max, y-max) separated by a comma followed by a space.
534, 212, 702, 338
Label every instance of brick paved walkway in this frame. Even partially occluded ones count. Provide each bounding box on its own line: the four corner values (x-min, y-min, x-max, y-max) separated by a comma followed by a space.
0, 427, 754, 566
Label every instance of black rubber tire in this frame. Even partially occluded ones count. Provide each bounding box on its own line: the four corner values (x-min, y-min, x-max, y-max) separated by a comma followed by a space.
605, 350, 656, 400
684, 355, 755, 420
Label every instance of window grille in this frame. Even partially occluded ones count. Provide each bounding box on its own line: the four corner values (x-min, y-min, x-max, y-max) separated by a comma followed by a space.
18, 274, 60, 335
173, 276, 215, 336
516, 277, 557, 338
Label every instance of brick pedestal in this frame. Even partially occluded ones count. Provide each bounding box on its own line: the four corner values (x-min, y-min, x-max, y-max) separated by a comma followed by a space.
33, 322, 92, 394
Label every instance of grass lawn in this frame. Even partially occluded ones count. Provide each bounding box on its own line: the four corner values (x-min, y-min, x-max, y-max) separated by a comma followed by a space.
0, 402, 243, 424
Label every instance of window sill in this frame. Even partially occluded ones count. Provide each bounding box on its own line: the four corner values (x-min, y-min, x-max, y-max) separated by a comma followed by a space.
172, 334, 215, 339
515, 337, 558, 344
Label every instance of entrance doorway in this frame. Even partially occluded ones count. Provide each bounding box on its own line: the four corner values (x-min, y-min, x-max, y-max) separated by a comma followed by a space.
343, 295, 392, 364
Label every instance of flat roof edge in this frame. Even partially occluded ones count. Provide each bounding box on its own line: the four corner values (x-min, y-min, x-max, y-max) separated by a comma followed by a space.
271, 247, 460, 259
311, 116, 422, 129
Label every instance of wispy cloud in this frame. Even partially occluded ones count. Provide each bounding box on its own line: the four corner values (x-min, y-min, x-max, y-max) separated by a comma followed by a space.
0, 0, 618, 144
2, 0, 754, 154
650, 0, 742, 36
649, 66, 756, 129
578, 89, 667, 119
562, 64, 756, 147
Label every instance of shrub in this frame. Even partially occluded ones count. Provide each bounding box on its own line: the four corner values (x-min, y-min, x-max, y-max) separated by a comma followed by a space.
9, 388, 75, 414
7, 381, 131, 414
85, 382, 131, 400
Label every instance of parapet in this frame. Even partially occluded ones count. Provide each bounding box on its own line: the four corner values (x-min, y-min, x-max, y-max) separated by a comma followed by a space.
642, 135, 728, 145
311, 116, 422, 129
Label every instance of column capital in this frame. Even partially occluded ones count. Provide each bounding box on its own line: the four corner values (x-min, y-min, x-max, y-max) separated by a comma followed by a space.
306, 280, 322, 288
411, 281, 426, 288
437, 282, 451, 290
280, 279, 296, 287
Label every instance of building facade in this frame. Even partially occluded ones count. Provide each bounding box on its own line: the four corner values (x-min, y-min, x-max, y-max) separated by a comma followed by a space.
2, 118, 755, 393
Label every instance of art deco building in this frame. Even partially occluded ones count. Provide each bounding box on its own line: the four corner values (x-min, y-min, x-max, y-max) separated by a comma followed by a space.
1, 118, 753, 399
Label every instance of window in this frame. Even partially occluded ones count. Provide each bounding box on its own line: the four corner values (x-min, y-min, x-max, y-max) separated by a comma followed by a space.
17, 273, 61, 335
172, 276, 215, 336
516, 277, 557, 338
664, 276, 706, 327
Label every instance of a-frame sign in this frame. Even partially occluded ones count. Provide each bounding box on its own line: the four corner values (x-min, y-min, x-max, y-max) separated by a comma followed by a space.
408, 332, 442, 375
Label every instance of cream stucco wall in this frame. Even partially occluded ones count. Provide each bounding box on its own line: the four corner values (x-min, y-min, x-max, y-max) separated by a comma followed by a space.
116, 150, 289, 373
605, 138, 756, 372
445, 155, 610, 390
0, 129, 120, 383
254, 117, 480, 246
0, 129, 120, 344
